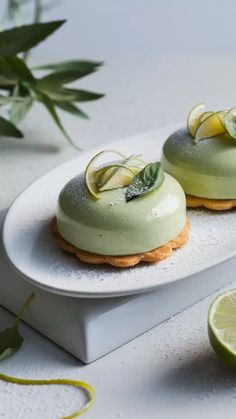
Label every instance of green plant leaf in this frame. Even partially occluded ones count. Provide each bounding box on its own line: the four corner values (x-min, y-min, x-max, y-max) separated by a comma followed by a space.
55, 101, 89, 119
62, 88, 104, 102
0, 95, 25, 105
38, 85, 104, 102
126, 162, 165, 202
0, 76, 15, 91
0, 115, 23, 138
38, 69, 98, 86
0, 56, 35, 83
38, 91, 81, 149
10, 96, 33, 124
0, 326, 23, 361
0, 20, 65, 57
34, 84, 75, 101
0, 292, 35, 361
33, 59, 103, 73
37, 60, 104, 85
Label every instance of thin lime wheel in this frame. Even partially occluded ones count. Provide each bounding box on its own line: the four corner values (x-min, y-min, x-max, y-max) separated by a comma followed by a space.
208, 289, 236, 367
187, 103, 206, 136
84, 150, 126, 198
97, 154, 145, 191
194, 112, 225, 143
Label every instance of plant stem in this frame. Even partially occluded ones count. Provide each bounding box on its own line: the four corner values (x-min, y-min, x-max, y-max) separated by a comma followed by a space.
15, 292, 35, 327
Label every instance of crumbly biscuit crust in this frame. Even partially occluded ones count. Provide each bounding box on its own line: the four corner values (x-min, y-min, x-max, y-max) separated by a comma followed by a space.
52, 217, 190, 268
186, 195, 236, 211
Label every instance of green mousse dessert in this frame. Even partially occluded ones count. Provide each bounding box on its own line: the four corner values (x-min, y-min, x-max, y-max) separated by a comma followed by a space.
54, 151, 189, 267
161, 104, 236, 210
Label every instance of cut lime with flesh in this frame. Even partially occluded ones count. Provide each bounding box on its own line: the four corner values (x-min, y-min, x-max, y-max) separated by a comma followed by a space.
194, 112, 225, 143
208, 290, 236, 368
85, 150, 126, 198
187, 103, 206, 136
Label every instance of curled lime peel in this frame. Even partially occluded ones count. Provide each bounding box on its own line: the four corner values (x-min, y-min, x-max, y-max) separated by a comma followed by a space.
0, 372, 95, 419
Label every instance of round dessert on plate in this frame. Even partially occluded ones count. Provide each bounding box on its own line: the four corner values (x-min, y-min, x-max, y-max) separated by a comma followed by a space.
52, 150, 190, 268
161, 104, 236, 210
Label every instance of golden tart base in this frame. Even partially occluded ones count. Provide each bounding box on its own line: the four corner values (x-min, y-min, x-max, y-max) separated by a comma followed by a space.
51, 217, 190, 268
186, 194, 236, 211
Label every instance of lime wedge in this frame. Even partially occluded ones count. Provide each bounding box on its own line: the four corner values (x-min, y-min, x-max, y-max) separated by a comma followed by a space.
208, 290, 236, 367
195, 112, 225, 143
187, 103, 206, 136
85, 150, 126, 198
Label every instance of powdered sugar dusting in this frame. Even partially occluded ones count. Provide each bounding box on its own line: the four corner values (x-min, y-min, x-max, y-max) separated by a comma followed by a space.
4, 128, 236, 297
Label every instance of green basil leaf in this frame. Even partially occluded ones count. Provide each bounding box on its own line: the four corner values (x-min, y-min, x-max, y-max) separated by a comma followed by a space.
55, 101, 89, 119
224, 110, 236, 139
0, 326, 23, 361
10, 96, 33, 124
0, 115, 23, 138
33, 60, 103, 73
126, 162, 165, 202
0, 20, 65, 57
38, 91, 81, 149
0, 56, 35, 83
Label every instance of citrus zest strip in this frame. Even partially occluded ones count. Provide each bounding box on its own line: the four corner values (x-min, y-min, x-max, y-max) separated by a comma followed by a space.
0, 372, 95, 419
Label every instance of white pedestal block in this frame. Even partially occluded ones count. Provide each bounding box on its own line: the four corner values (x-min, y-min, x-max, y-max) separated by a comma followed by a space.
1, 241, 235, 363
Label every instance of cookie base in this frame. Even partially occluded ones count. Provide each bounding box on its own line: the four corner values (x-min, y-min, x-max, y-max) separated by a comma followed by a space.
186, 194, 236, 211
51, 217, 190, 268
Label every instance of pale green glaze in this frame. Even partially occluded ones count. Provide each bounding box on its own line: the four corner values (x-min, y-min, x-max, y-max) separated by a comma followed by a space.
161, 128, 236, 199
57, 173, 186, 256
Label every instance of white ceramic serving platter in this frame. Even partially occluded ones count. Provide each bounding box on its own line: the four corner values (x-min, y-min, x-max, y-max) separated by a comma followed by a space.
3, 124, 236, 299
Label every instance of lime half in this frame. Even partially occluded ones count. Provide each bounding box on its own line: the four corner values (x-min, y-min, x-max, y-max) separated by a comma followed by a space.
208, 290, 236, 367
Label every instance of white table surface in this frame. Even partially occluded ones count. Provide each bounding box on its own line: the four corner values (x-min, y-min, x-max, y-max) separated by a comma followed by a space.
1, 1, 236, 417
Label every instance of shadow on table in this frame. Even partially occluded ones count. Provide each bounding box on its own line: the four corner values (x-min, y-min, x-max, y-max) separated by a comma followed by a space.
160, 348, 236, 396
0, 138, 60, 155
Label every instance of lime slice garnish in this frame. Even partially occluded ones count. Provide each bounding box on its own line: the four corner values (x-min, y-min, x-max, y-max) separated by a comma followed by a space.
199, 111, 213, 123
195, 112, 225, 143
208, 290, 236, 368
97, 154, 145, 192
224, 108, 236, 140
187, 103, 206, 136
84, 150, 126, 199
98, 164, 136, 191
216, 110, 227, 123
